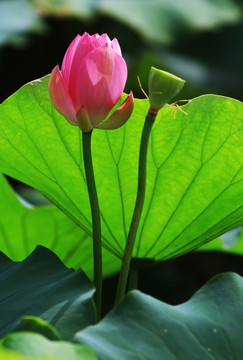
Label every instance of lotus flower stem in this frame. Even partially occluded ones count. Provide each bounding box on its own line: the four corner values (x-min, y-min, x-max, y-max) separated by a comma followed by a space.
115, 110, 156, 304
82, 130, 102, 322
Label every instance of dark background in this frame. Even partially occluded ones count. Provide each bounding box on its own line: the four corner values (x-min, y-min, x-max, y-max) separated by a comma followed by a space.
1, 0, 243, 314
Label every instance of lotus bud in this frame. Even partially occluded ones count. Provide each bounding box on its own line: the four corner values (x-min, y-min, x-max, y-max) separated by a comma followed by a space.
48, 32, 134, 132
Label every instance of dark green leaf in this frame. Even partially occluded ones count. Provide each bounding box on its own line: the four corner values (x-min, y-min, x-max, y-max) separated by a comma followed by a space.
76, 273, 243, 359
0, 246, 95, 340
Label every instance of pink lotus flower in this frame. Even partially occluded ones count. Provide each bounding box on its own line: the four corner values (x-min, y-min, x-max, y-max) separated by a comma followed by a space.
49, 32, 134, 132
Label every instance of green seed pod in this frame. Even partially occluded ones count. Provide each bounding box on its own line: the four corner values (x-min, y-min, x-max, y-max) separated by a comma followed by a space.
148, 67, 185, 111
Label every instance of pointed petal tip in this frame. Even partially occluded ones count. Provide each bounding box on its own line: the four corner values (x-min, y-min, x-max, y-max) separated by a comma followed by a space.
81, 32, 89, 38
48, 65, 61, 93
127, 91, 134, 100
95, 92, 134, 130
49, 64, 60, 76
111, 37, 122, 55
119, 91, 134, 111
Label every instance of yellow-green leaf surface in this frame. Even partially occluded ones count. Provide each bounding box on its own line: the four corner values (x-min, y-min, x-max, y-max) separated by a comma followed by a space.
0, 174, 120, 278
1, 332, 97, 360
0, 76, 243, 262
199, 227, 243, 255
0, 350, 27, 360
0, 348, 61, 360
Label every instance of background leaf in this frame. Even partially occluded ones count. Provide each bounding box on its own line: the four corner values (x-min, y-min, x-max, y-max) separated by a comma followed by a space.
1, 332, 97, 360
0, 76, 243, 262
34, 0, 241, 44
0, 0, 44, 46
0, 246, 95, 340
76, 272, 243, 359
1, 0, 239, 48
0, 173, 121, 279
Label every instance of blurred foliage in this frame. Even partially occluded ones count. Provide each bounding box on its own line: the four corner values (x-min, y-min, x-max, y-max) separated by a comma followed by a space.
1, 0, 243, 102
0, 1, 44, 46
2, 0, 241, 48
33, 0, 241, 44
